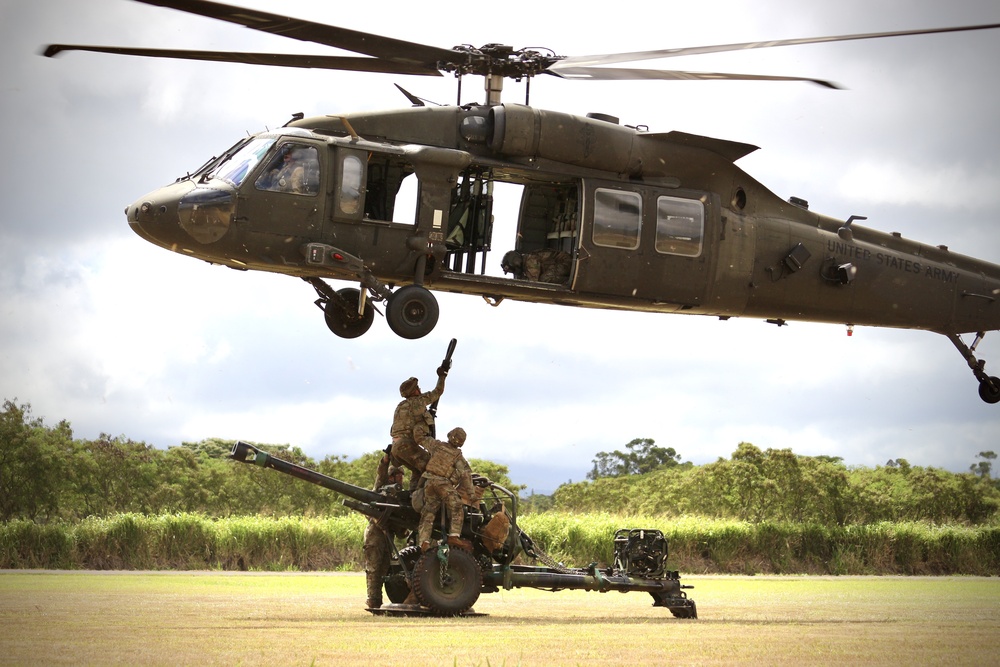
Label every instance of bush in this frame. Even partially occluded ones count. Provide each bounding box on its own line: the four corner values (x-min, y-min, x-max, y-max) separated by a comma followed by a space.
1, 512, 997, 575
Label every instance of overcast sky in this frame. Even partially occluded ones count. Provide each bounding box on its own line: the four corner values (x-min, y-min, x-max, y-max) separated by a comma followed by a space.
2, 0, 999, 493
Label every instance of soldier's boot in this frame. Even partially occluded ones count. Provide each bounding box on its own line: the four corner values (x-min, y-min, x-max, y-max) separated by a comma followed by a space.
447, 535, 473, 551
365, 577, 383, 609
402, 590, 420, 606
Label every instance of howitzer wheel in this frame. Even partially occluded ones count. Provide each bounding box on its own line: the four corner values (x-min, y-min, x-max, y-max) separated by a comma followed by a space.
384, 573, 410, 604
412, 547, 482, 615
384, 545, 422, 603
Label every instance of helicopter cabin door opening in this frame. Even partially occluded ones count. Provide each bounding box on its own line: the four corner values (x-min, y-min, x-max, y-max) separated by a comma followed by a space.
363, 152, 417, 224
574, 181, 718, 308
441, 169, 580, 286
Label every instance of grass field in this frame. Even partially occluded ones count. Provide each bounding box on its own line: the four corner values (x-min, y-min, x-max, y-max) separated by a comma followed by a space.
2, 572, 998, 665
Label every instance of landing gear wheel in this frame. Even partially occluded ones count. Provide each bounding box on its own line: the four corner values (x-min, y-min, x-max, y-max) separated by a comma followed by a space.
386, 285, 439, 339
323, 288, 374, 338
978, 376, 1000, 404
412, 547, 482, 615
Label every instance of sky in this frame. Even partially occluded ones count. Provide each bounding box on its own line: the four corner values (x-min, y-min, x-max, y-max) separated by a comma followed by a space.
2, 0, 1000, 493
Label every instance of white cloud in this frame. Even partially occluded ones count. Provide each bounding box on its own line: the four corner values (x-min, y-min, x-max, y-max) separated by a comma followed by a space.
837, 161, 1000, 208
3, 0, 1000, 493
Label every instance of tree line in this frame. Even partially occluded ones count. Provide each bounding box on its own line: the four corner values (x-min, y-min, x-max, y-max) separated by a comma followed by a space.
557, 439, 999, 525
2, 399, 997, 526
0, 400, 516, 523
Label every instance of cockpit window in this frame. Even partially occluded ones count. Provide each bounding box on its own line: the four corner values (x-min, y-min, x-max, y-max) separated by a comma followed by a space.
255, 144, 321, 196
207, 137, 275, 187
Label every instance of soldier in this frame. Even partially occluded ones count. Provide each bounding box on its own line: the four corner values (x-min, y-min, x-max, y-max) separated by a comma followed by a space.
363, 449, 405, 609
389, 365, 448, 489
260, 145, 309, 194
501, 249, 571, 283
415, 427, 475, 552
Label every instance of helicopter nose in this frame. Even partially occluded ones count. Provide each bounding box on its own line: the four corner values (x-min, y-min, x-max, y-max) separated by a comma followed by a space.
126, 180, 235, 249
127, 201, 173, 249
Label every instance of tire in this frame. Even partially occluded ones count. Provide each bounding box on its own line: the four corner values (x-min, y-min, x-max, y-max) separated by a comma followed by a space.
384, 545, 422, 603
978, 376, 1000, 404
386, 285, 439, 339
412, 547, 482, 615
383, 573, 410, 604
323, 287, 374, 338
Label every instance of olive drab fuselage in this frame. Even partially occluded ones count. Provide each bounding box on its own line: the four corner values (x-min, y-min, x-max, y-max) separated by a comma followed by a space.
126, 103, 1000, 334
125, 103, 1000, 402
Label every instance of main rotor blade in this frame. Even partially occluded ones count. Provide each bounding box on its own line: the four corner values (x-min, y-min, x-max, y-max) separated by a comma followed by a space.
42, 44, 442, 76
551, 23, 1000, 69
547, 66, 841, 89
133, 0, 463, 67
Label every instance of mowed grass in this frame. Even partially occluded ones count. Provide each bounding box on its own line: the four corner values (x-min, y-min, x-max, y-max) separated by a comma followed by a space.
1, 572, 998, 666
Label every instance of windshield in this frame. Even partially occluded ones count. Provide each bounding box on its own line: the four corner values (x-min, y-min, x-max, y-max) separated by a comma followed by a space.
207, 136, 276, 187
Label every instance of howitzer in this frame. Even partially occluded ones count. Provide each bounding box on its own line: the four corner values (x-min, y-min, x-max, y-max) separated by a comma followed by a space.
230, 441, 696, 618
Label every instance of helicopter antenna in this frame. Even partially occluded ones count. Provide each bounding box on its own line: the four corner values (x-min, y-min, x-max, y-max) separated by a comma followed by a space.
394, 84, 427, 107
838, 215, 867, 242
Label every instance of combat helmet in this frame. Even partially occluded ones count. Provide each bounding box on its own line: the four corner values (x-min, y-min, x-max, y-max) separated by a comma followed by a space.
399, 377, 419, 397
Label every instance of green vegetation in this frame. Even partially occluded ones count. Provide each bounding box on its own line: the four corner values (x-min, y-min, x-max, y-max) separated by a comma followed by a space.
2, 512, 996, 574
556, 441, 1000, 525
587, 437, 683, 479
3, 400, 999, 575
0, 400, 519, 522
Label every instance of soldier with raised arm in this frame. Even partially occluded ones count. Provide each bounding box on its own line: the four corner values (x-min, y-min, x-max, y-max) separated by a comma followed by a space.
389, 364, 448, 489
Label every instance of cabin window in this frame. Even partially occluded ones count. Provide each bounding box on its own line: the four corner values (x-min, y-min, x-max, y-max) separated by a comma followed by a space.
655, 196, 704, 257
593, 188, 641, 249
340, 155, 363, 215
254, 143, 320, 196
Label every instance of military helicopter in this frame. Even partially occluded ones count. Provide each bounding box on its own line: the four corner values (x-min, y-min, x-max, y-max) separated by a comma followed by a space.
44, 0, 1000, 403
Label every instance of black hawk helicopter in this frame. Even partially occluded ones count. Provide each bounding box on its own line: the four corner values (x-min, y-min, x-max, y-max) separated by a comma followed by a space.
44, 0, 1000, 403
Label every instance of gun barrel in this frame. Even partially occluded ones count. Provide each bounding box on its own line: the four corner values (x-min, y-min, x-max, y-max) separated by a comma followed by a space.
342, 498, 419, 533
230, 441, 383, 505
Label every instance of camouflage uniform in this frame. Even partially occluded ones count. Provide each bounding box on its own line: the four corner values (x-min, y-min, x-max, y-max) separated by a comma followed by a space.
363, 456, 402, 608
501, 249, 571, 283
533, 249, 572, 283
390, 372, 445, 489
416, 427, 474, 547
